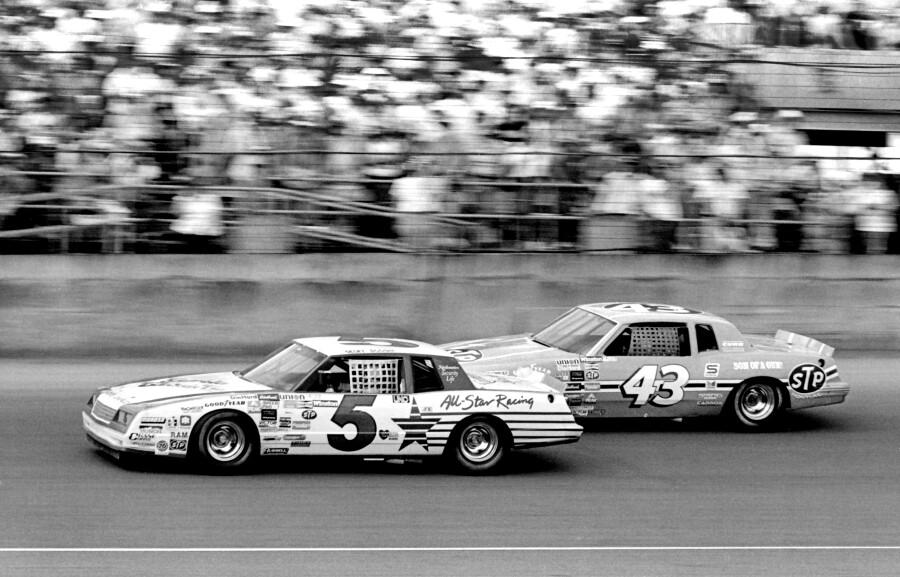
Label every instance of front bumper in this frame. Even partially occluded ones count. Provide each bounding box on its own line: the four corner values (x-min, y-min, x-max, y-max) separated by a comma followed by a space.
82, 410, 151, 457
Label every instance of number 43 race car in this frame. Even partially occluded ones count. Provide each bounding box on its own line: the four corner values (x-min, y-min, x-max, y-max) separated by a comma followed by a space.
83, 337, 582, 474
443, 303, 850, 429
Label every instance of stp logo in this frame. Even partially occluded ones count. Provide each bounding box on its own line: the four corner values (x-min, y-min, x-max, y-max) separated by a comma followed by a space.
301, 410, 317, 420
789, 364, 826, 393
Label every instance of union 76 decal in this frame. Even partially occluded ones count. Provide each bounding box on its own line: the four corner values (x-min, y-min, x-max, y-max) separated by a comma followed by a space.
619, 365, 689, 408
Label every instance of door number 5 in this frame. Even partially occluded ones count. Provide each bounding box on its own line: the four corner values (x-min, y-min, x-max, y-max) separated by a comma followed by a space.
620, 365, 688, 408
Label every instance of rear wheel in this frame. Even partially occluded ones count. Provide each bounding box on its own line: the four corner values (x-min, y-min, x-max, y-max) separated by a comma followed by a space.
729, 381, 783, 430
448, 417, 508, 475
193, 411, 257, 472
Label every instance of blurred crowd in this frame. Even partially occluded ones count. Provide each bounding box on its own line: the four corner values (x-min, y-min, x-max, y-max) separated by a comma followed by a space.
0, 0, 899, 254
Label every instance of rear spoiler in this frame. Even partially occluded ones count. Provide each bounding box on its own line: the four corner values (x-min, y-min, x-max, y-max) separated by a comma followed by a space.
774, 330, 835, 357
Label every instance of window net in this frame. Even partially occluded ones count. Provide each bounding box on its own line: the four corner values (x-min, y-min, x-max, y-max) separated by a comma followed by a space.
349, 359, 400, 394
629, 326, 682, 356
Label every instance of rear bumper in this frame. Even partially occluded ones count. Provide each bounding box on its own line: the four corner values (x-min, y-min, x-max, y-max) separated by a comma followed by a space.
789, 379, 850, 410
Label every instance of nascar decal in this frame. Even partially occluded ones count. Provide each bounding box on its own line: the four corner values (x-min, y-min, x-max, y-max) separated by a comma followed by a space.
439, 393, 535, 411
620, 365, 688, 408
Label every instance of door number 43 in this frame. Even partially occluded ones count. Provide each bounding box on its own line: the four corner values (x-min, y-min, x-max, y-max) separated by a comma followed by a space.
620, 365, 688, 408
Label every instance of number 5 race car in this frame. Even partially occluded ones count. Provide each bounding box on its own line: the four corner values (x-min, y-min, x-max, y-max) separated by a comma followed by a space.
83, 337, 582, 474
443, 303, 850, 429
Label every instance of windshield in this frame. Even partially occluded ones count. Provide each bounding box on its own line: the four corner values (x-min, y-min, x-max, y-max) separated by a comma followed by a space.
532, 308, 616, 355
240, 342, 326, 391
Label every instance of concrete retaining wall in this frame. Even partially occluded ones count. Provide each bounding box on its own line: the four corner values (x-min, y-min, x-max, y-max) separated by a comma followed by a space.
1, 254, 897, 357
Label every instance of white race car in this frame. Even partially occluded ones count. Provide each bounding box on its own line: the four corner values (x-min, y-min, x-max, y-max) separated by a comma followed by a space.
83, 337, 582, 474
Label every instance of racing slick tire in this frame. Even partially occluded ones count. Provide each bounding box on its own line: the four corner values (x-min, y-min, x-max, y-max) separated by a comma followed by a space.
447, 416, 509, 475
728, 380, 784, 430
193, 411, 258, 472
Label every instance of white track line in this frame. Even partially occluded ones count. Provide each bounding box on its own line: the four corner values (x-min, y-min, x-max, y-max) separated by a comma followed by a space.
2, 546, 900, 553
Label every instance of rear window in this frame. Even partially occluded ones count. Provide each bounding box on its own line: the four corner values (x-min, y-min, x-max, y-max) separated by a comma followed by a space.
696, 324, 718, 353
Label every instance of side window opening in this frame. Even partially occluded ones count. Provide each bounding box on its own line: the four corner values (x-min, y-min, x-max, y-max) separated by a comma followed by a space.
696, 324, 719, 353
305, 357, 404, 393
411, 356, 443, 393
606, 323, 690, 357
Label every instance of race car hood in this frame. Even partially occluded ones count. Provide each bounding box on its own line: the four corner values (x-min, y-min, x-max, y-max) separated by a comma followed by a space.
442, 334, 557, 371
101, 371, 270, 407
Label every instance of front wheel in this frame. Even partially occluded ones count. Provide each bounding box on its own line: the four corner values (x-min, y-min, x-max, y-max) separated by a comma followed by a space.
729, 381, 783, 430
193, 411, 257, 472
448, 417, 508, 475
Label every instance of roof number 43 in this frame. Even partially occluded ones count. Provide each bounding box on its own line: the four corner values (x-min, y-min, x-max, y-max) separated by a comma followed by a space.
620, 365, 689, 408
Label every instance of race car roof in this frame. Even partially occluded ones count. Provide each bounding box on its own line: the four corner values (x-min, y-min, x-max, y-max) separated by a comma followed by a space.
578, 302, 726, 324
295, 336, 451, 357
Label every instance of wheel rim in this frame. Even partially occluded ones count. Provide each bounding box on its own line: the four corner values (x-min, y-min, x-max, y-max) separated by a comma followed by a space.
205, 420, 246, 462
739, 384, 777, 421
460, 423, 498, 463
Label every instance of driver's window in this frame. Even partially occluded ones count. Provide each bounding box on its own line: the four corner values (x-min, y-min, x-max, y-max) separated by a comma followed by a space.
604, 323, 690, 357
307, 357, 405, 394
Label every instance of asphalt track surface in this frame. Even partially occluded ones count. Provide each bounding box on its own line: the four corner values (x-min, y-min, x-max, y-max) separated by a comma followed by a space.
2, 357, 900, 577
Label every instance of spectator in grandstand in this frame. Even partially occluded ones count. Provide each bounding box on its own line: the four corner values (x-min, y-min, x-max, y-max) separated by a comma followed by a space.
693, 163, 750, 252
168, 186, 226, 253
389, 154, 455, 249
846, 171, 898, 254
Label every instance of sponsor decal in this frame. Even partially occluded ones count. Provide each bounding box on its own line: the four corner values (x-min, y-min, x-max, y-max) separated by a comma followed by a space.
301, 409, 317, 420
264, 448, 289, 455
292, 422, 311, 430
180, 405, 203, 413
585, 393, 597, 404
704, 363, 720, 378
570, 370, 585, 382
733, 361, 784, 371
283, 434, 306, 441
583, 384, 603, 391
439, 393, 535, 411
706, 381, 718, 389
565, 394, 582, 406
136, 377, 229, 390
437, 365, 459, 383
169, 439, 187, 452
262, 435, 281, 441
280, 393, 306, 400
203, 400, 246, 409
129, 432, 155, 441
789, 363, 827, 393
258, 393, 280, 402
573, 407, 591, 417
284, 400, 314, 410
722, 341, 745, 350
156, 440, 169, 452
291, 441, 311, 448
585, 370, 600, 380
697, 392, 725, 406
139, 425, 163, 432
377, 429, 398, 441
261, 408, 277, 421
140, 417, 166, 425
392, 395, 411, 403
447, 348, 482, 362
556, 359, 582, 371
179, 415, 192, 427
170, 431, 189, 439
279, 417, 292, 428
313, 399, 339, 408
